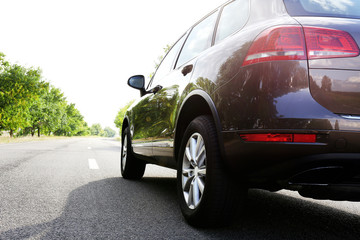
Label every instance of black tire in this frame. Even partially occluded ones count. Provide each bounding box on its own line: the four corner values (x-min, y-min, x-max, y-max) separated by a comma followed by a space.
176, 115, 246, 227
121, 127, 146, 180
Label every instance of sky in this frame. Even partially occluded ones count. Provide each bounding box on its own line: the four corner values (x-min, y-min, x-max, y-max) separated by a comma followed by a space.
0, 0, 225, 131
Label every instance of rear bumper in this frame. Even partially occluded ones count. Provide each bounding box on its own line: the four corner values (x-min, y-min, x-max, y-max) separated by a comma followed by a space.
222, 129, 360, 200
222, 130, 360, 181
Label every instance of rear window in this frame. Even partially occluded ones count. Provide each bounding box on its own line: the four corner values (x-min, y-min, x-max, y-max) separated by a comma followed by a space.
284, 0, 360, 19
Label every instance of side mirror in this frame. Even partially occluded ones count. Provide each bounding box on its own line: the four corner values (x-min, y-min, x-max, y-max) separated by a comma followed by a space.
128, 75, 147, 96
128, 75, 145, 90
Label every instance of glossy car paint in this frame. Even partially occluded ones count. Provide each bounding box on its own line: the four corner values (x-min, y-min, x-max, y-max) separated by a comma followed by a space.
295, 17, 360, 116
124, 0, 360, 198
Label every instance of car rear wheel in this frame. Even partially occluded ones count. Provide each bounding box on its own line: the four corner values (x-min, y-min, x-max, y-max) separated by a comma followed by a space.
121, 127, 146, 180
177, 115, 246, 227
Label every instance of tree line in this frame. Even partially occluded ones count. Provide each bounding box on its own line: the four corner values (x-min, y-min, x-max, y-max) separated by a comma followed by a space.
90, 123, 116, 138
0, 52, 90, 137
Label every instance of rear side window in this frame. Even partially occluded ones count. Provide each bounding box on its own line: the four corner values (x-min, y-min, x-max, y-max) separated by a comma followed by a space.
284, 0, 360, 19
215, 0, 250, 44
176, 11, 218, 68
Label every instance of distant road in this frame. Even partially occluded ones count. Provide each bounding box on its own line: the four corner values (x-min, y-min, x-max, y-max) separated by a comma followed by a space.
1, 138, 360, 239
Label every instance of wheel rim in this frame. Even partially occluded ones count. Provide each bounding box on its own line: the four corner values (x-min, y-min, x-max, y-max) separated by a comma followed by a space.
182, 132, 206, 209
122, 136, 127, 171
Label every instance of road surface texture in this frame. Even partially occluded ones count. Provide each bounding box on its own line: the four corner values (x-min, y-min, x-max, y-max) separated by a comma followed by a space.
1, 138, 360, 239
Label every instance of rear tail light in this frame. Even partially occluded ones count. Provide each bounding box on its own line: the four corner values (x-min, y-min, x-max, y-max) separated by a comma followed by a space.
242, 26, 306, 66
304, 27, 359, 59
239, 133, 316, 143
242, 26, 359, 66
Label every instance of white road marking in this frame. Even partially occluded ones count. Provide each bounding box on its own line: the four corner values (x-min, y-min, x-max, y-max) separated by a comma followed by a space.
88, 158, 99, 170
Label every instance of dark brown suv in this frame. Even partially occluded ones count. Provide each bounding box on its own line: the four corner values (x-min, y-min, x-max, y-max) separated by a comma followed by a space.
121, 0, 360, 227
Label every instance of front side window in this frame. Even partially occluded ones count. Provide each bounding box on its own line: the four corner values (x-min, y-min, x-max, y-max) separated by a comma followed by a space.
215, 0, 250, 43
151, 34, 187, 86
176, 11, 218, 68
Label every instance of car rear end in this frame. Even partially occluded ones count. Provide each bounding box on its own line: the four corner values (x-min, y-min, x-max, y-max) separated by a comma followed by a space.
280, 0, 360, 200
285, 0, 360, 117
220, 0, 360, 200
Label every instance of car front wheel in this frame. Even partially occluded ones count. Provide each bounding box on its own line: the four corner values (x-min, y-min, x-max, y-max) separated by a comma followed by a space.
121, 127, 146, 180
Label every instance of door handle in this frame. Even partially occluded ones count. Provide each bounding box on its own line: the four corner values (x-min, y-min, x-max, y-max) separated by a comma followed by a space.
150, 85, 163, 94
181, 64, 193, 76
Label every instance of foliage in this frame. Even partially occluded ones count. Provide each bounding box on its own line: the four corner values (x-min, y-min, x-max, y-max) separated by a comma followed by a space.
102, 127, 116, 137
89, 123, 115, 137
90, 123, 103, 136
0, 52, 90, 137
114, 100, 135, 134
54, 103, 90, 136
0, 56, 46, 136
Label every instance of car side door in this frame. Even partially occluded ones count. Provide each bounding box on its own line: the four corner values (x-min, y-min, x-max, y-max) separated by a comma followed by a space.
141, 33, 188, 167
127, 32, 189, 162
150, 10, 220, 168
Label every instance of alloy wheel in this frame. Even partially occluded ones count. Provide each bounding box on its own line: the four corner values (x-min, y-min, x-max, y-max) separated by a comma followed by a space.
181, 133, 207, 209
122, 136, 127, 171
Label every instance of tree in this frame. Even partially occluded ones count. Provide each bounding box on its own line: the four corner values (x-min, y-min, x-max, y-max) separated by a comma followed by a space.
90, 123, 103, 136
42, 87, 66, 135
54, 103, 89, 136
28, 84, 66, 137
0, 53, 47, 137
1, 52, 90, 137
103, 127, 116, 137
321, 75, 332, 92
114, 100, 135, 134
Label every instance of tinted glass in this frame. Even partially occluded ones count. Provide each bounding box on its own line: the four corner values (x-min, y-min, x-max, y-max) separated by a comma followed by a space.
215, 0, 249, 43
151, 34, 187, 86
284, 0, 360, 19
128, 75, 144, 89
176, 11, 218, 68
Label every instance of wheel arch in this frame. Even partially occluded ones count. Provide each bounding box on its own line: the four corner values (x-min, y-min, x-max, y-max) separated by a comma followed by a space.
121, 116, 130, 139
174, 90, 225, 163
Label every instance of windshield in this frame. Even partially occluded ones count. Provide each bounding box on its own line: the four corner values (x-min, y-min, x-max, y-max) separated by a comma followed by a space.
284, 0, 360, 19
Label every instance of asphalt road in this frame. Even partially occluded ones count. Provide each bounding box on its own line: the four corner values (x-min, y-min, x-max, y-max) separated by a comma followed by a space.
1, 138, 360, 239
